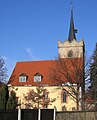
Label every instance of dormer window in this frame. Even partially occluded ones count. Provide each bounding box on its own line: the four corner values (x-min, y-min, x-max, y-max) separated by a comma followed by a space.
34, 76, 41, 82
34, 73, 43, 82
19, 73, 28, 82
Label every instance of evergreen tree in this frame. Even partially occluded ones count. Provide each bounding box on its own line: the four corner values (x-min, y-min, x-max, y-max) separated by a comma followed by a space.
0, 84, 8, 109
90, 43, 97, 100
6, 90, 17, 109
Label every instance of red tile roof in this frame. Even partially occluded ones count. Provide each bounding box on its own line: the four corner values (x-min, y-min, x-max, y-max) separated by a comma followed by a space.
8, 58, 83, 86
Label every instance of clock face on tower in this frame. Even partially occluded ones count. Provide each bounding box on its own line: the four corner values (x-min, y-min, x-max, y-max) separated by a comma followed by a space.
67, 50, 73, 58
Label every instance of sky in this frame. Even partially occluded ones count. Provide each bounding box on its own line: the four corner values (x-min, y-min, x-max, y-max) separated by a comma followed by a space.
0, 0, 97, 79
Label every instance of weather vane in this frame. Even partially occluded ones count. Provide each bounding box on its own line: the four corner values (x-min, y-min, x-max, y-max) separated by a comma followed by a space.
70, 0, 73, 10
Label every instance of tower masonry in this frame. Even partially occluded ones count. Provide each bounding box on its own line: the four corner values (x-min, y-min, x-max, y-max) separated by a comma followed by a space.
58, 39, 84, 58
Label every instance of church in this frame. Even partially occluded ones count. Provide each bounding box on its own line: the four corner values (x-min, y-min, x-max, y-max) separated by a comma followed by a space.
8, 6, 85, 111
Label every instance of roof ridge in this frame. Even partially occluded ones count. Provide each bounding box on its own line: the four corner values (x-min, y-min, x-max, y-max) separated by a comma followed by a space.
17, 59, 56, 63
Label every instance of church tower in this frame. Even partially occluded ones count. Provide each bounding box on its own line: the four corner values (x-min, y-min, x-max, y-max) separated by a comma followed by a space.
58, 5, 84, 58
58, 4, 85, 109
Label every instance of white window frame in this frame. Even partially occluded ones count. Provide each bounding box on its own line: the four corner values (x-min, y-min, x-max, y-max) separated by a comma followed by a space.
19, 76, 27, 82
34, 76, 41, 82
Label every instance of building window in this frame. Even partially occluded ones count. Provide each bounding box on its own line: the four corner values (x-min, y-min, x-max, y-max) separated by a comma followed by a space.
19, 73, 28, 82
63, 91, 67, 103
62, 105, 67, 111
19, 76, 27, 82
72, 107, 76, 111
34, 73, 43, 82
44, 104, 48, 109
34, 76, 41, 82
44, 90, 48, 109
45, 93, 48, 99
16, 97, 19, 105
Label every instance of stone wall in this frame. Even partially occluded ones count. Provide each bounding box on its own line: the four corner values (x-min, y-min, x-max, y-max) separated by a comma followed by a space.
56, 111, 97, 120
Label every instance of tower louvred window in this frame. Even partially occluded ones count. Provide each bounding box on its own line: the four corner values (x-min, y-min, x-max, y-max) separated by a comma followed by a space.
74, 29, 77, 33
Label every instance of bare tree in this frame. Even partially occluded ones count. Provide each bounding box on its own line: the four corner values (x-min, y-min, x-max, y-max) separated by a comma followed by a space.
49, 58, 84, 110
0, 56, 7, 83
23, 86, 56, 109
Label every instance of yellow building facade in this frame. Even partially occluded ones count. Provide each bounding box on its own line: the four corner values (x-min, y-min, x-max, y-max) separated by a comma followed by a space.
8, 85, 80, 111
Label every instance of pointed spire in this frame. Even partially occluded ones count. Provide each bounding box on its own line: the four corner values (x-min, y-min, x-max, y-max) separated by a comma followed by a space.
68, 3, 77, 42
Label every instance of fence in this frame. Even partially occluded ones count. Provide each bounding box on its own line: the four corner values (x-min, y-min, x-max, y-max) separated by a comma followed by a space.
0, 109, 18, 120
0, 109, 55, 120
56, 111, 97, 120
1, 109, 97, 120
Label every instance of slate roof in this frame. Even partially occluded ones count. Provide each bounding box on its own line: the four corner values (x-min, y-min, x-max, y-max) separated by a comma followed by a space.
68, 6, 77, 42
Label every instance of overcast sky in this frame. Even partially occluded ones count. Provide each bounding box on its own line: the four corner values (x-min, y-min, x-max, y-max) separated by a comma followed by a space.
0, 0, 97, 78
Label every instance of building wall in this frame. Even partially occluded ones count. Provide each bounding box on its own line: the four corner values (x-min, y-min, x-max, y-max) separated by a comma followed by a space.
56, 111, 97, 120
8, 85, 77, 111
